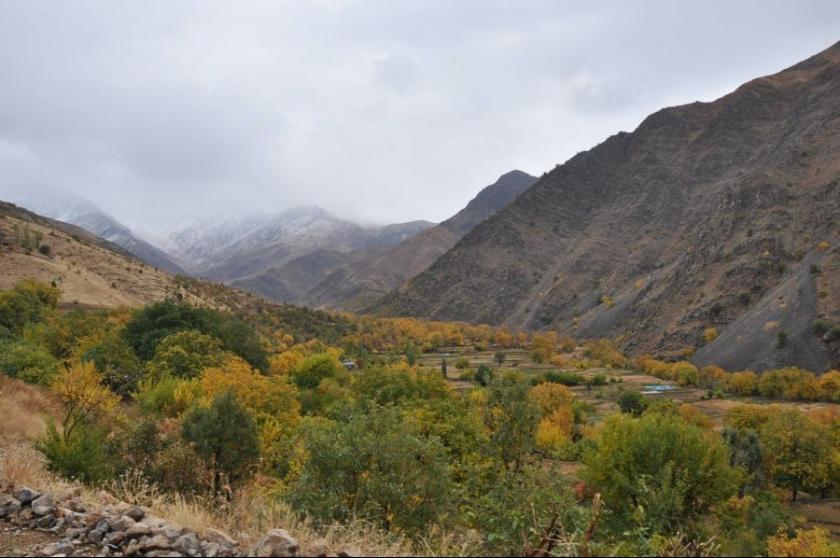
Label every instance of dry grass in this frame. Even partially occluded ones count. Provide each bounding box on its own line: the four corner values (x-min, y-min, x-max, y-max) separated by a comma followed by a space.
0, 375, 62, 444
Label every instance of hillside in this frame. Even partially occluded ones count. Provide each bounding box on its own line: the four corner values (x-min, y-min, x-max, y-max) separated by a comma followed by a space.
376, 43, 840, 372
2, 187, 185, 275
303, 170, 537, 311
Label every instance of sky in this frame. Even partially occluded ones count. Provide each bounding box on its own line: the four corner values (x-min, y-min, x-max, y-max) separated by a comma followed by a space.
0, 1, 838, 235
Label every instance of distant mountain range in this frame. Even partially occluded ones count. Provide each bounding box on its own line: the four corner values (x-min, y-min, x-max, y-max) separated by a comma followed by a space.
374, 42, 840, 372
301, 170, 538, 311
0, 187, 186, 274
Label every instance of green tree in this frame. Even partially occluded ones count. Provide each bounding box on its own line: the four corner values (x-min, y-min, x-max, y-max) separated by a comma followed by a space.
494, 350, 506, 366
0, 280, 60, 337
0, 339, 59, 385
286, 407, 452, 533
722, 427, 765, 496
583, 412, 738, 533
81, 333, 143, 396
617, 390, 648, 416
289, 352, 345, 391
146, 330, 225, 379
181, 392, 260, 491
485, 374, 539, 475
475, 364, 494, 387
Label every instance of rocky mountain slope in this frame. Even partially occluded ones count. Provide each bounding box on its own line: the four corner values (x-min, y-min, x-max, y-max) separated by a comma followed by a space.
302, 170, 537, 311
1, 187, 185, 275
376, 42, 840, 372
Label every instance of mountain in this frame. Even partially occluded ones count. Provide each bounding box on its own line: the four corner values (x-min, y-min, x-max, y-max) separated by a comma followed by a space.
375, 42, 840, 372
302, 170, 538, 311
170, 206, 432, 288
1, 187, 185, 275
0, 201, 192, 307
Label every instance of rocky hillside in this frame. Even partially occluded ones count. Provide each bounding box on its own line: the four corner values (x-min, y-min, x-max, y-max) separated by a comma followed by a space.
302, 170, 537, 311
376, 42, 840, 372
2, 187, 185, 275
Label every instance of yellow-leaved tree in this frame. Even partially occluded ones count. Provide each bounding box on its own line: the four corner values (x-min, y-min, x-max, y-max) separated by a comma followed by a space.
51, 361, 119, 441
529, 382, 575, 452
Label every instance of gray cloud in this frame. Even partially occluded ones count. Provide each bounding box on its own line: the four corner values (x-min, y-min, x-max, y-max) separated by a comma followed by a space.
0, 0, 838, 234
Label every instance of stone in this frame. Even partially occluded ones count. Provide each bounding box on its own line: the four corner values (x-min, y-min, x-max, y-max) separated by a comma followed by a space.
32, 494, 55, 516
250, 529, 300, 557
204, 527, 237, 547
142, 534, 174, 551
125, 522, 153, 538
13, 486, 41, 505
108, 514, 137, 532
174, 532, 201, 557
0, 495, 21, 517
124, 506, 145, 521
202, 541, 221, 558
106, 530, 126, 545
36, 513, 57, 529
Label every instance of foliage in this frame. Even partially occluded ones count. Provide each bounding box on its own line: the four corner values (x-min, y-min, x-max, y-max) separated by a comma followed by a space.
181, 391, 260, 490
38, 421, 113, 484
146, 330, 225, 379
583, 412, 738, 533
81, 332, 143, 396
289, 352, 345, 391
617, 390, 649, 416
0, 280, 60, 336
0, 339, 59, 385
51, 361, 119, 441
484, 374, 539, 473
767, 527, 840, 557
286, 408, 452, 533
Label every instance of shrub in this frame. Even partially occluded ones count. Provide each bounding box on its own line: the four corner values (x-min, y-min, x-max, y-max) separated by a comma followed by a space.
38, 422, 113, 484
289, 353, 344, 390
813, 320, 829, 336
38, 244, 51, 256
617, 390, 648, 416
475, 364, 494, 387
286, 408, 452, 533
181, 392, 260, 490
583, 412, 738, 533
703, 327, 718, 343
0, 340, 59, 385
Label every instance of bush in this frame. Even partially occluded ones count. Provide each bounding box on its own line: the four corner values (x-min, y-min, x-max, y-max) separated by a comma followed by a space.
813, 320, 829, 336
0, 340, 59, 385
617, 390, 648, 416
475, 364, 494, 387
286, 408, 452, 533
38, 422, 113, 484
181, 392, 260, 490
532, 370, 584, 386
38, 244, 51, 256
588, 373, 608, 386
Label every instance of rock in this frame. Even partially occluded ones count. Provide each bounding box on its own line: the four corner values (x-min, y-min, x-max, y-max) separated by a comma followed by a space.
0, 495, 21, 517
108, 514, 137, 532
251, 529, 299, 557
125, 522, 153, 539
13, 486, 41, 505
204, 527, 237, 547
106, 530, 126, 545
124, 506, 145, 521
38, 541, 74, 556
202, 541, 221, 557
174, 532, 201, 557
36, 513, 57, 529
142, 534, 174, 551
32, 493, 55, 516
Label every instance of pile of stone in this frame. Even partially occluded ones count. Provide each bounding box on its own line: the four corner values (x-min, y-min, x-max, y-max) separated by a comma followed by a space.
0, 486, 299, 557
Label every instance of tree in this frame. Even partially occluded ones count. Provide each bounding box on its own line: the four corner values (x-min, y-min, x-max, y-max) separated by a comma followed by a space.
181, 391, 260, 491
475, 364, 494, 387
617, 390, 648, 416
722, 427, 765, 496
583, 412, 738, 532
404, 340, 418, 366
146, 330, 225, 380
81, 332, 142, 396
767, 527, 840, 557
0, 280, 60, 336
51, 361, 119, 441
485, 375, 540, 474
494, 351, 506, 366
529, 382, 574, 452
441, 357, 447, 378
286, 407, 452, 533
760, 408, 831, 501
0, 339, 59, 385
289, 352, 344, 390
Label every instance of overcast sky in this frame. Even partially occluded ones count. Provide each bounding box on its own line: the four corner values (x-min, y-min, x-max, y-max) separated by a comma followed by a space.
0, 1, 838, 235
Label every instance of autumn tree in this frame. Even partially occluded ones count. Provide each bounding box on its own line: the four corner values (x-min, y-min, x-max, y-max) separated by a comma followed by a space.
51, 361, 119, 441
